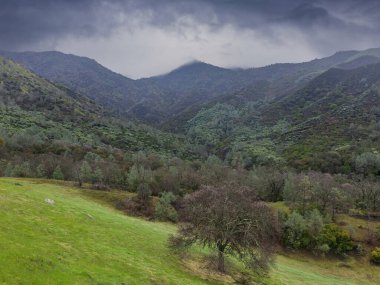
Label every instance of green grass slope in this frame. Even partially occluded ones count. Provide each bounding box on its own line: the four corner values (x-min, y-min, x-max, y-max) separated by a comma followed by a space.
0, 178, 217, 285
0, 178, 379, 285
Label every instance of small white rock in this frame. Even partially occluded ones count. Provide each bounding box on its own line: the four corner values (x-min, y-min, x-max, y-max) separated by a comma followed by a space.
45, 198, 55, 205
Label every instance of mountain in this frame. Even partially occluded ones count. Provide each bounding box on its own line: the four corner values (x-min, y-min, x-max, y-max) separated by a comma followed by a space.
1, 48, 379, 172
0, 56, 103, 121
336, 55, 380, 70
0, 51, 150, 116
0, 56, 191, 158
4, 49, 380, 127
161, 50, 380, 132
183, 62, 380, 172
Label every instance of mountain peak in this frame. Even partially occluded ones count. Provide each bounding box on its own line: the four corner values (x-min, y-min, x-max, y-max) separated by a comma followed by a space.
164, 60, 229, 78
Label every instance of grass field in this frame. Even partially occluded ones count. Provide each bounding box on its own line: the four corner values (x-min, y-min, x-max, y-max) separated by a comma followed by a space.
0, 178, 379, 285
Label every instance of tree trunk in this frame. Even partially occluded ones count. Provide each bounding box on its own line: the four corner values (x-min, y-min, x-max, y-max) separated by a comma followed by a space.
217, 249, 225, 272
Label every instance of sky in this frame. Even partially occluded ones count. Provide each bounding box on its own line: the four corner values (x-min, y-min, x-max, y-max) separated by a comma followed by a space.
1, 0, 380, 79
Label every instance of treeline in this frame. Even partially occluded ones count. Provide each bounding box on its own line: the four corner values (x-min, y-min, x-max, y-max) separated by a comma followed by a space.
1, 143, 379, 217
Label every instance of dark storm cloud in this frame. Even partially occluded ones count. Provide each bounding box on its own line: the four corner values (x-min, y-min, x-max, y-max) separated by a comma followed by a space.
1, 0, 379, 50
1, 0, 380, 77
0, 0, 122, 50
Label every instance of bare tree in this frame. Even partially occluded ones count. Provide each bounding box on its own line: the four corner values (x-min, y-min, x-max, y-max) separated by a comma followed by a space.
171, 185, 278, 273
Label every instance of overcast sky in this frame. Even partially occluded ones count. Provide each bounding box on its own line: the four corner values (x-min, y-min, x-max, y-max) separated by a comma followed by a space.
1, 0, 380, 78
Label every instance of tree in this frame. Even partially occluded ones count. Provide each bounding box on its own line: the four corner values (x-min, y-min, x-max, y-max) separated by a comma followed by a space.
355, 153, 380, 176
171, 185, 277, 273
283, 173, 316, 214
136, 183, 152, 209
80, 161, 93, 183
93, 167, 104, 184
283, 211, 307, 249
36, 164, 47, 178
249, 167, 285, 202
127, 165, 152, 192
12, 162, 32, 177
52, 165, 64, 180
306, 209, 324, 237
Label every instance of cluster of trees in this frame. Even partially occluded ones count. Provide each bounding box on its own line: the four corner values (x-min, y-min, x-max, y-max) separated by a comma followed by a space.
281, 210, 354, 256
1, 146, 379, 218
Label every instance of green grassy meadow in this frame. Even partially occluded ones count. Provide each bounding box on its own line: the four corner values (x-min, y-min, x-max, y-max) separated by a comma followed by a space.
0, 178, 378, 285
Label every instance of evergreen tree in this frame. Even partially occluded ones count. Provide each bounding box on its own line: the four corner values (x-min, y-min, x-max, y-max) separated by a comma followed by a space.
52, 166, 64, 180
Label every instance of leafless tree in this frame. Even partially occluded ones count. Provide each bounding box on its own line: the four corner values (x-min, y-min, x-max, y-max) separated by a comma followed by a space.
171, 185, 278, 273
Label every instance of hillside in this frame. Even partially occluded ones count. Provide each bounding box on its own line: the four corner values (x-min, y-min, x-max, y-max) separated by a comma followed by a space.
0, 56, 193, 168
0, 178, 217, 285
183, 62, 380, 171
0, 56, 104, 120
3, 48, 380, 126
1, 178, 379, 285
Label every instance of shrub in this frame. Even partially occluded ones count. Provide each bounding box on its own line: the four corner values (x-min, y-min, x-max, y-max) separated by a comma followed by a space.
155, 192, 178, 222
317, 224, 354, 255
370, 247, 380, 265
316, 243, 330, 257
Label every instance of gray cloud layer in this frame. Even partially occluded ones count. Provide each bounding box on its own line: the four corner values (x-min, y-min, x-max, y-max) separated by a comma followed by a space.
1, 0, 380, 78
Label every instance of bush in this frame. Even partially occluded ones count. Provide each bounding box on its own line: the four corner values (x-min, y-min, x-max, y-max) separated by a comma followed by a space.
155, 192, 178, 222
316, 243, 330, 257
370, 247, 380, 265
317, 224, 354, 255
